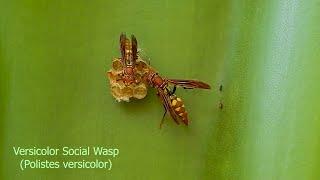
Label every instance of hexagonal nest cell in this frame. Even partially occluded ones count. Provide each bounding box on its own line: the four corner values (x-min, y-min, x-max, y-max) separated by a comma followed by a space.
107, 57, 149, 102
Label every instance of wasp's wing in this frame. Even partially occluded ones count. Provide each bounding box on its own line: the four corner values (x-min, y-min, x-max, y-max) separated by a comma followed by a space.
120, 33, 126, 59
131, 35, 138, 63
157, 89, 180, 125
166, 79, 211, 89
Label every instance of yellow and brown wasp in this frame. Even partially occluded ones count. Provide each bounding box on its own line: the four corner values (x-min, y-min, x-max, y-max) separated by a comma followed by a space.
119, 33, 139, 85
144, 66, 211, 127
107, 33, 149, 101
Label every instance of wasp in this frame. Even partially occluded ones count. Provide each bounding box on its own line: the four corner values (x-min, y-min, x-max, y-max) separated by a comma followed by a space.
115, 33, 151, 86
144, 67, 211, 127
118, 33, 139, 85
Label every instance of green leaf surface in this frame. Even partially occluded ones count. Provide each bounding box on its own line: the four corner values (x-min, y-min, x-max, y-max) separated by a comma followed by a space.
1, 0, 319, 179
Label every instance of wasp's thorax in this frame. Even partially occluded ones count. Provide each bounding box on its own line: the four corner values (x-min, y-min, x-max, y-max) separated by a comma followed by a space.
146, 68, 168, 89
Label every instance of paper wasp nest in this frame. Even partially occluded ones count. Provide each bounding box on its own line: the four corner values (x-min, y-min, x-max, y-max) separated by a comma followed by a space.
107, 57, 149, 102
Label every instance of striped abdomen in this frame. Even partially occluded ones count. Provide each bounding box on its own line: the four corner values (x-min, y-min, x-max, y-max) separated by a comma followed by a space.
170, 96, 189, 125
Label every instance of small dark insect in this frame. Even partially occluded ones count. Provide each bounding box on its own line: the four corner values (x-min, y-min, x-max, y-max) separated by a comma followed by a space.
219, 101, 224, 110
219, 84, 223, 92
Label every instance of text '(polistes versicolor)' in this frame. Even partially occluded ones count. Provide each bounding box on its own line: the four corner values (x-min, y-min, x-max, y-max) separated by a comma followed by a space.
12, 146, 119, 171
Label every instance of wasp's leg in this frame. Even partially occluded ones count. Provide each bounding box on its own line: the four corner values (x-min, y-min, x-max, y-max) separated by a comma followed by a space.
169, 86, 177, 95
160, 105, 167, 129
166, 86, 176, 96
142, 58, 151, 65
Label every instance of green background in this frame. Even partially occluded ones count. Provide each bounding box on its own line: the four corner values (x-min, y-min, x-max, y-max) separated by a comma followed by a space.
1, 0, 320, 179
